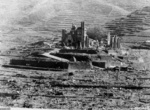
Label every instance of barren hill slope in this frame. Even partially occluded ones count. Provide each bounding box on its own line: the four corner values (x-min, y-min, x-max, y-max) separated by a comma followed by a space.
14, 0, 130, 32
1, 0, 150, 33
105, 6, 150, 38
105, 0, 150, 11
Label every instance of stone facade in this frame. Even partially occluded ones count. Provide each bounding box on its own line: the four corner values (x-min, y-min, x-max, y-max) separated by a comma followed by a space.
107, 35, 121, 49
62, 22, 92, 49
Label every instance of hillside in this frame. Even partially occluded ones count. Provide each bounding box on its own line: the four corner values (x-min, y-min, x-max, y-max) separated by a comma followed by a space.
105, 6, 150, 39
105, 0, 150, 11
14, 0, 130, 32
1, 0, 150, 33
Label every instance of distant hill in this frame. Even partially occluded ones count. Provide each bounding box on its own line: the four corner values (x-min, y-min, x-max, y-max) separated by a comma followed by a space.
105, 6, 150, 37
15, 0, 129, 32
0, 0, 150, 33
105, 0, 150, 11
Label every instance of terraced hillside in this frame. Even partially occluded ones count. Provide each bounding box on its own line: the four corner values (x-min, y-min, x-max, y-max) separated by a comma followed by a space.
105, 0, 150, 11
105, 6, 150, 40
1, 0, 131, 33
1, 0, 150, 34
30, 0, 130, 32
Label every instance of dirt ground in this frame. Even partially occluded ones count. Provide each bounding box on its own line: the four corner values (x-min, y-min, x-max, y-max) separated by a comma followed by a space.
1, 31, 150, 109
0, 66, 148, 109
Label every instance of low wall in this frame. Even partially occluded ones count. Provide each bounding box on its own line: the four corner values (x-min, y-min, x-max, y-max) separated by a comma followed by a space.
10, 59, 68, 69
59, 49, 98, 54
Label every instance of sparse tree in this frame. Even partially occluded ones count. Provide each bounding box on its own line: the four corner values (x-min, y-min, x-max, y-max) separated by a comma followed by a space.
87, 26, 108, 41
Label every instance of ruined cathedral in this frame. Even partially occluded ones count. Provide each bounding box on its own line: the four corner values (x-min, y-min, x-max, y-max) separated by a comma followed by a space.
62, 22, 94, 49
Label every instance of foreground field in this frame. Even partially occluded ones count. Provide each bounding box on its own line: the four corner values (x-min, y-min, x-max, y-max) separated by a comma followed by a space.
0, 66, 149, 109
1, 39, 150, 109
